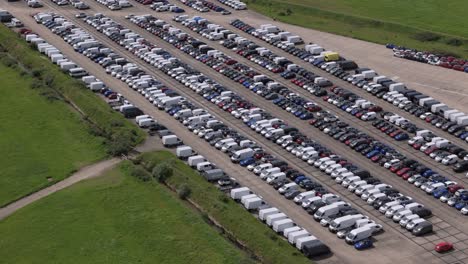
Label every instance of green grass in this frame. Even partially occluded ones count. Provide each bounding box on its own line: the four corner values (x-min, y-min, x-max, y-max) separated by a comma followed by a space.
245, 0, 468, 58
0, 25, 145, 206
0, 162, 255, 264
139, 151, 312, 264
0, 64, 106, 207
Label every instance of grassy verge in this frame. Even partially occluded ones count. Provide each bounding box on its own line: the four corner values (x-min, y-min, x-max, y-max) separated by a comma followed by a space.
0, 24, 145, 155
245, 0, 468, 58
137, 151, 312, 264
0, 162, 256, 264
0, 24, 145, 206
0, 63, 107, 206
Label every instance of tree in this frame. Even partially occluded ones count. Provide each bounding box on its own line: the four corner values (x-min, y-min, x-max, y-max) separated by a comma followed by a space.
178, 184, 191, 200
107, 131, 133, 156
152, 162, 173, 183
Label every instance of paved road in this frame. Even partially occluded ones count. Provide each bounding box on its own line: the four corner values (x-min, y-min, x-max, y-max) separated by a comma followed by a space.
2, 2, 467, 264
0, 158, 121, 221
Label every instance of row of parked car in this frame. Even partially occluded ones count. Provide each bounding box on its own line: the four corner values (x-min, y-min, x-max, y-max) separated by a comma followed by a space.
216, 0, 246, 10
127, 14, 441, 232
387, 44, 468, 73
168, 15, 468, 214
93, 0, 132, 10
230, 19, 468, 146
176, 0, 231, 14
150, 1, 185, 13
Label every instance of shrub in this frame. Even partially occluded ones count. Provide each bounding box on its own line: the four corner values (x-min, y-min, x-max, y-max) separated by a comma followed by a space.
107, 131, 134, 156
178, 184, 192, 200
32, 69, 43, 78
1, 56, 17, 67
219, 194, 230, 203
446, 38, 463, 46
131, 166, 151, 181
152, 162, 173, 182
413, 32, 441, 42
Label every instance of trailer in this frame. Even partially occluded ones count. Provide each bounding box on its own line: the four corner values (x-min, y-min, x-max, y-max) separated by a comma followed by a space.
283, 226, 302, 239
444, 109, 460, 120
288, 229, 310, 244
389, 83, 406, 92
244, 197, 266, 210
176, 146, 194, 159
259, 207, 279, 221
431, 103, 449, 114
457, 115, 468, 126
295, 235, 319, 250
187, 155, 206, 167
450, 112, 465, 122
230, 187, 251, 200
418, 97, 434, 107
266, 213, 287, 226
272, 218, 295, 233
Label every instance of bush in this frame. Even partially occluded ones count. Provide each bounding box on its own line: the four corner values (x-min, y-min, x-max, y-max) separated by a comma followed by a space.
107, 131, 134, 156
131, 166, 151, 181
413, 32, 441, 42
1, 56, 17, 67
152, 162, 173, 182
132, 155, 143, 165
32, 69, 43, 78
446, 38, 463, 46
178, 184, 192, 200
219, 194, 230, 203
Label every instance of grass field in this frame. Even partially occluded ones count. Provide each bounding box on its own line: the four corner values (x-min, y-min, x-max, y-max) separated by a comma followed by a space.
0, 25, 145, 206
0, 162, 255, 264
0, 63, 106, 207
245, 0, 468, 58
139, 151, 312, 264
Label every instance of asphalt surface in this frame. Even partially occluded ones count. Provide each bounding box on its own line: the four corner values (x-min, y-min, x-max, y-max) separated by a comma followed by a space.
1, 1, 468, 263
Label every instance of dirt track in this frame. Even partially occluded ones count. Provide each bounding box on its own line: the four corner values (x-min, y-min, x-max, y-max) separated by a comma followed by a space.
0, 158, 120, 220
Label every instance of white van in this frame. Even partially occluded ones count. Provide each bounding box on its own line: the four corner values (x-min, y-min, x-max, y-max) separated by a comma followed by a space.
254, 163, 272, 175
345, 226, 373, 244
196, 162, 214, 172
293, 191, 316, 204
266, 172, 286, 184
278, 183, 298, 195
329, 214, 367, 233
260, 167, 280, 180
313, 201, 348, 220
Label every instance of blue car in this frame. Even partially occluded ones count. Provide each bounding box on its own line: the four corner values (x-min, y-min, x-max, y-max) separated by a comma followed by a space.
422, 169, 434, 177
294, 176, 307, 184
366, 150, 380, 159
273, 98, 284, 104
459, 132, 468, 140
395, 133, 409, 141
239, 158, 255, 167
455, 201, 467, 210
354, 239, 373, 250
300, 113, 313, 120
433, 188, 448, 199
351, 108, 360, 115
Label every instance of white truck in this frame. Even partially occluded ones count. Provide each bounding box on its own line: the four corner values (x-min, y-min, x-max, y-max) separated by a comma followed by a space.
176, 146, 195, 159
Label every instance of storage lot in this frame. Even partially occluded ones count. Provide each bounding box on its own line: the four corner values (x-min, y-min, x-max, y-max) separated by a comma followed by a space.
2, 1, 468, 264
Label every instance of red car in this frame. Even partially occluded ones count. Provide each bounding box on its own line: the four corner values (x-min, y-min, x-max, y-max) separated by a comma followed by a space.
396, 167, 410, 176
448, 184, 464, 193
424, 146, 438, 155
412, 143, 423, 150
435, 242, 453, 253
371, 154, 382, 162
389, 130, 401, 138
